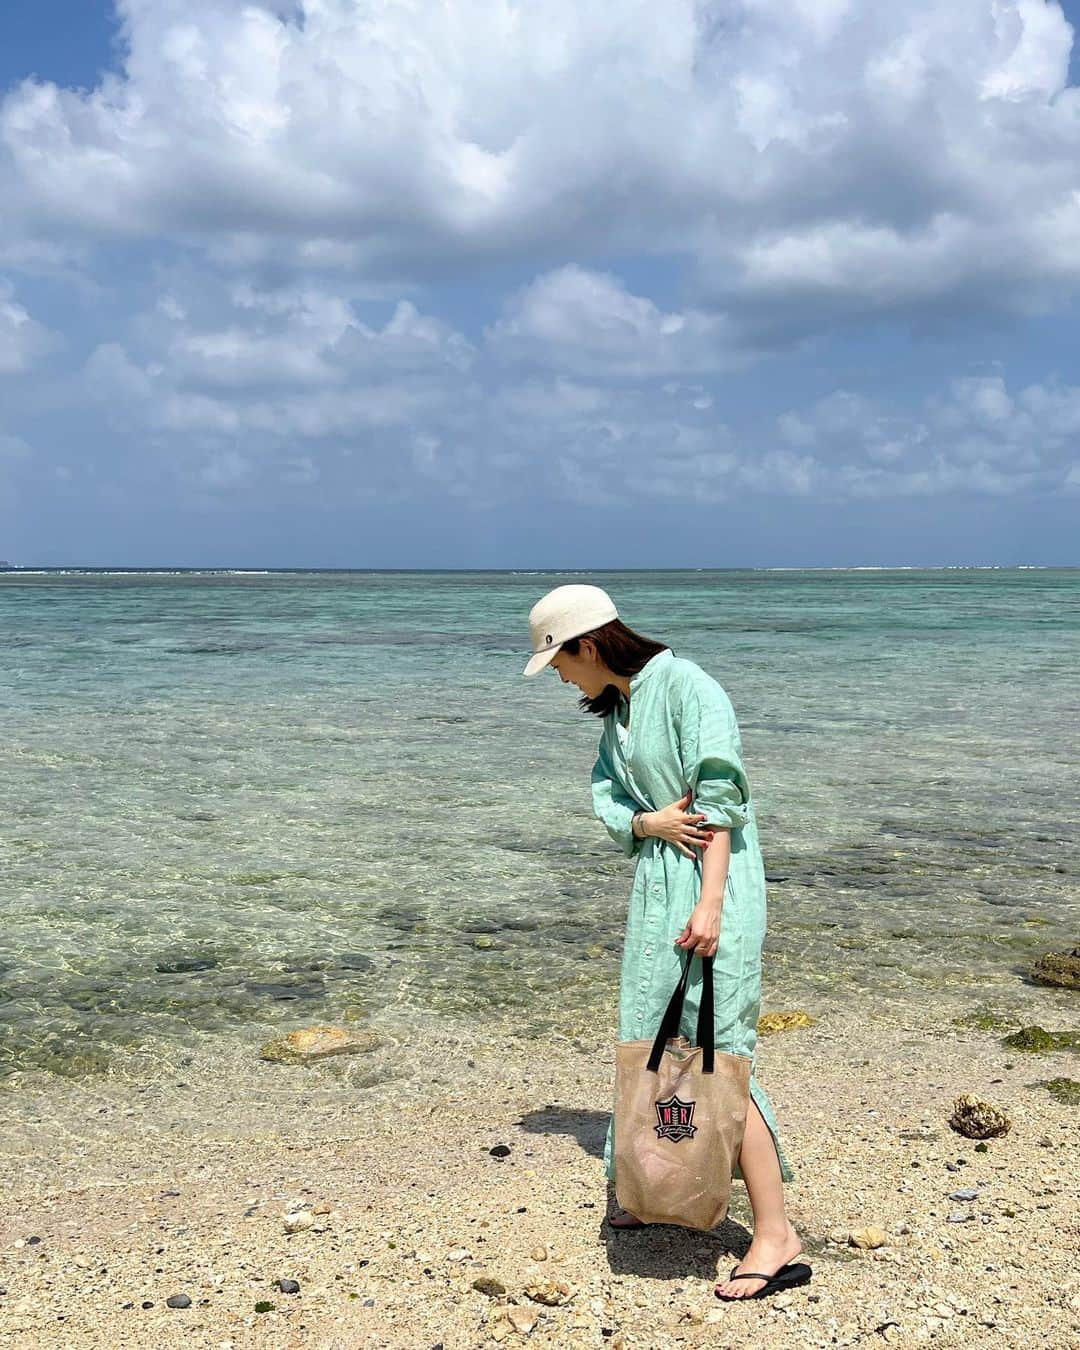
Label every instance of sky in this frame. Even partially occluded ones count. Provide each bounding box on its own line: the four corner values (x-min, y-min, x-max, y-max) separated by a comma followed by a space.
1, 1, 1079, 568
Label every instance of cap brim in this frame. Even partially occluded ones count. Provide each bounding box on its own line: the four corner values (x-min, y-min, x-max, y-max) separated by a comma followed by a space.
523, 645, 561, 677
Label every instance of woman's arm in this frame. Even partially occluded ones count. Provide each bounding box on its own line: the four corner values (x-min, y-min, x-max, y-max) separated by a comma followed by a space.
697, 823, 731, 909
673, 672, 747, 953
675, 675, 751, 833
675, 825, 731, 955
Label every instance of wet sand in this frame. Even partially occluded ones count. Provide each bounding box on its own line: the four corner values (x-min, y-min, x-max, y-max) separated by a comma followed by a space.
1, 998, 1078, 1349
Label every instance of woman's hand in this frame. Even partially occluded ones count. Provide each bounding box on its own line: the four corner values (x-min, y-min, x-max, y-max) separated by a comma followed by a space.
643, 790, 715, 858
674, 900, 720, 957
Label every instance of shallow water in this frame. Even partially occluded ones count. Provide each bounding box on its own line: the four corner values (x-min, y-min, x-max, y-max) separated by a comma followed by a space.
0, 568, 1076, 1088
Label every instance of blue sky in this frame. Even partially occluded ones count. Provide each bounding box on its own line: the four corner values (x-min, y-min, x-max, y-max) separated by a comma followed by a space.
1, 1, 1078, 567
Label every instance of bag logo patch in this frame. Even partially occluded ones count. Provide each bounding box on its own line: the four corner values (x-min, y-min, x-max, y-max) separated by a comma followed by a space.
654, 1093, 697, 1142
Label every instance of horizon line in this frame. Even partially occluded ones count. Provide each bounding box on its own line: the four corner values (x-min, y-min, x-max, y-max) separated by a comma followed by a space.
1, 564, 1075, 574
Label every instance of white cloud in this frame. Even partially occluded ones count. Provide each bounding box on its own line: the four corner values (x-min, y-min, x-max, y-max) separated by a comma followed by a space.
71, 258, 1080, 507
488, 266, 736, 375
774, 373, 1080, 496
737, 448, 823, 497
165, 291, 473, 391
1, 1, 1078, 336
199, 449, 251, 489
0, 433, 32, 459
83, 283, 475, 435
777, 391, 925, 466
83, 341, 157, 400
0, 283, 53, 373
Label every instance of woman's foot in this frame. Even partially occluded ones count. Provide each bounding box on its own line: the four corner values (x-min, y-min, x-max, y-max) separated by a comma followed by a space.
714, 1219, 802, 1298
608, 1207, 649, 1229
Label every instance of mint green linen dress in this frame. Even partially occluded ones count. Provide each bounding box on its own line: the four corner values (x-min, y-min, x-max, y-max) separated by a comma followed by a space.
593, 647, 795, 1185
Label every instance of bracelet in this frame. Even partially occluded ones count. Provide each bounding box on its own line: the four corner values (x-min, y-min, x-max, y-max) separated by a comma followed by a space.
631, 811, 646, 839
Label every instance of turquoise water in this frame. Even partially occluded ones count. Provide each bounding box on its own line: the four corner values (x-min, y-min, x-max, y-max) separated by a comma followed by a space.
1, 568, 1077, 1086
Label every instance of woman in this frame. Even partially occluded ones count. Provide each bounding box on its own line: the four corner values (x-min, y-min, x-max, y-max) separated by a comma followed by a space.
524, 584, 808, 1301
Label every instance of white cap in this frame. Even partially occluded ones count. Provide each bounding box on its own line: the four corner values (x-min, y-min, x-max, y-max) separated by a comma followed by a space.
523, 584, 619, 677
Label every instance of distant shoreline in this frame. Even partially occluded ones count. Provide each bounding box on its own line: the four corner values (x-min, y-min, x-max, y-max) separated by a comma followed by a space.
0, 564, 1072, 575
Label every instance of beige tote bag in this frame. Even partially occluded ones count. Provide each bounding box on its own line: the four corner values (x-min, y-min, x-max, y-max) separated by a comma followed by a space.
613, 941, 752, 1231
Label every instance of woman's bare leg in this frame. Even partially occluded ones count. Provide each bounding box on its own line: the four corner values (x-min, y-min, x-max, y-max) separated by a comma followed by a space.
713, 1096, 802, 1296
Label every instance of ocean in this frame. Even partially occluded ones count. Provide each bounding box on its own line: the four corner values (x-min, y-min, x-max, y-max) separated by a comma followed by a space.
1, 567, 1076, 1089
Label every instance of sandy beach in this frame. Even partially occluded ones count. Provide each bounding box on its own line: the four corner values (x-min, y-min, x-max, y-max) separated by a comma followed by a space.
1, 994, 1077, 1350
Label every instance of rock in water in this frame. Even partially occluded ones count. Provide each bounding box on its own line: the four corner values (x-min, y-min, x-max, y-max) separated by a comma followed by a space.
947, 1094, 1011, 1139
1001, 1025, 1080, 1052
259, 1025, 380, 1063
1038, 1077, 1080, 1105
1030, 947, 1080, 990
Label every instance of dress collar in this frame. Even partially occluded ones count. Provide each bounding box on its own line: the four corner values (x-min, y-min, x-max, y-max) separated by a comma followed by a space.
629, 647, 674, 693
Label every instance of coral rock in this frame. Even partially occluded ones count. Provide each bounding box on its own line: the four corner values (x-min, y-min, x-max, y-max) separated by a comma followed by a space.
525, 1278, 574, 1305
1030, 947, 1080, 990
947, 1095, 1011, 1139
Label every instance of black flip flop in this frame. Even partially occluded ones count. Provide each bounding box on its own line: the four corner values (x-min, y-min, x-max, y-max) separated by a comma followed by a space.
715, 1260, 813, 1300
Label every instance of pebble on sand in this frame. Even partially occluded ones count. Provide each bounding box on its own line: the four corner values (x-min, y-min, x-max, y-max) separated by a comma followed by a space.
757, 1010, 814, 1035
507, 1306, 539, 1333
471, 1277, 507, 1297
525, 1278, 574, 1305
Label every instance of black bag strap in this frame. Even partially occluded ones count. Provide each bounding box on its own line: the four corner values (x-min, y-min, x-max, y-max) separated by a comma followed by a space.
646, 849, 715, 1074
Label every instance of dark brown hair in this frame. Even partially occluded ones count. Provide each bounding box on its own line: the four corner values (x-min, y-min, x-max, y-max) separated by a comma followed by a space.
561, 619, 670, 718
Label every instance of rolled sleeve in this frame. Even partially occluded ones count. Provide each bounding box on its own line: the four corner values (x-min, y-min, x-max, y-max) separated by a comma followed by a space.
676, 676, 751, 832
590, 735, 645, 858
